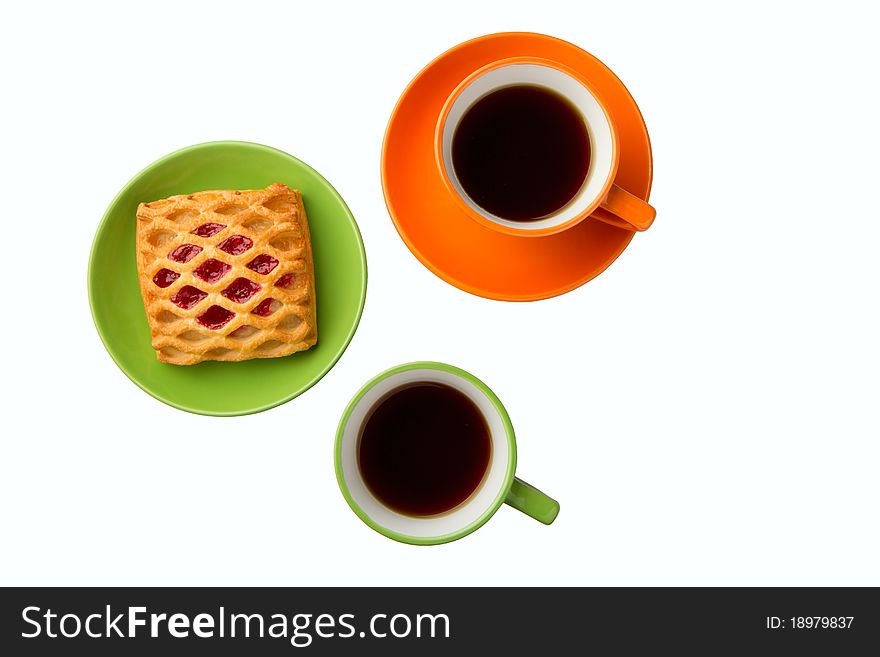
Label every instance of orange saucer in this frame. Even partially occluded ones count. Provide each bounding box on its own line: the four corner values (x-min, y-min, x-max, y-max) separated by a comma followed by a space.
381, 32, 653, 301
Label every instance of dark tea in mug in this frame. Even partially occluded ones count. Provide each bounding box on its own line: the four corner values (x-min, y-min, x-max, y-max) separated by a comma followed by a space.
451, 84, 591, 221
358, 382, 491, 517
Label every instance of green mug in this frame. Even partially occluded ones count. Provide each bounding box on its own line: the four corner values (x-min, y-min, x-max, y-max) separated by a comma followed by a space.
335, 362, 559, 545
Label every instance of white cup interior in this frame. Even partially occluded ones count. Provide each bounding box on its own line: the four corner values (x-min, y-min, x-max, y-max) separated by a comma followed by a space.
441, 63, 615, 231
339, 368, 512, 539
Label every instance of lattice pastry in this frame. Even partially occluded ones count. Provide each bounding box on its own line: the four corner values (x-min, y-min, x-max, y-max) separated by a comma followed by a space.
136, 183, 317, 365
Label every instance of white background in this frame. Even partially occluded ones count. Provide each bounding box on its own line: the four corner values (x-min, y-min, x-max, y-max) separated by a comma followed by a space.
2, 0, 878, 586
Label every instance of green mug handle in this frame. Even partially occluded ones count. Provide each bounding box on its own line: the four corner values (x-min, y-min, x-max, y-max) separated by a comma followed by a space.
505, 477, 560, 525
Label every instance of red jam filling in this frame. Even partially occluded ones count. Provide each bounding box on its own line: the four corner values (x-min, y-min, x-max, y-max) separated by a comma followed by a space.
246, 254, 279, 275
251, 298, 278, 317
168, 243, 202, 263
170, 285, 207, 309
193, 258, 232, 283
274, 273, 296, 288
152, 268, 180, 288
221, 277, 262, 303
197, 305, 235, 330
191, 222, 227, 237
218, 234, 253, 255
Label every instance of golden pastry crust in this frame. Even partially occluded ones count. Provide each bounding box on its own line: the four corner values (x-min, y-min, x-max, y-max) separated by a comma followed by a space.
135, 183, 317, 365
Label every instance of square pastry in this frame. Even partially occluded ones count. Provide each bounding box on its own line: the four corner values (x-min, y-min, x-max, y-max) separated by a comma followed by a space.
136, 183, 317, 365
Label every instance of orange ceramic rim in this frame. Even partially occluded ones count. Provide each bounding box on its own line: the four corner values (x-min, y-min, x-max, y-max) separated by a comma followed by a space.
381, 32, 653, 301
434, 56, 620, 237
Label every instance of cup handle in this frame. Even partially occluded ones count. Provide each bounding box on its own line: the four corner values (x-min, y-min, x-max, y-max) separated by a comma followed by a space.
504, 477, 560, 525
592, 184, 656, 232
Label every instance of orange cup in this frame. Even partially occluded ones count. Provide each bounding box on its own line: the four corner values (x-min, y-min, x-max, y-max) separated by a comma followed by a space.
435, 57, 656, 236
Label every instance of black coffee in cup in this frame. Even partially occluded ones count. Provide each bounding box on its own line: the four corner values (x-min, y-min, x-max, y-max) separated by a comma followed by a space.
358, 382, 491, 516
451, 84, 591, 221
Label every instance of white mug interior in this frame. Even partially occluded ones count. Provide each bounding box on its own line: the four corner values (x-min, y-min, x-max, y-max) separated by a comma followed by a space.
440, 63, 615, 231
339, 368, 512, 539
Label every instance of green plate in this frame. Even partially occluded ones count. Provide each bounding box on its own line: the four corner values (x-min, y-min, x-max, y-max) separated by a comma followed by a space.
88, 141, 367, 416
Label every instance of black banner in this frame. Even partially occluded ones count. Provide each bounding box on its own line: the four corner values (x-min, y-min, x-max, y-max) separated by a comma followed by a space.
1, 587, 877, 655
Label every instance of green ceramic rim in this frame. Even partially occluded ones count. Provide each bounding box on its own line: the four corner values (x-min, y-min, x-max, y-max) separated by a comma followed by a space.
87, 140, 367, 416
334, 361, 517, 545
